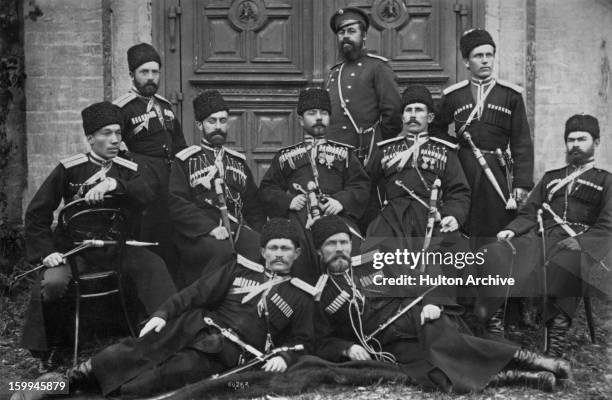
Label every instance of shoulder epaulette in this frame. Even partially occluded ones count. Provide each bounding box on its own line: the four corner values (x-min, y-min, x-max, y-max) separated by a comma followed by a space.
224, 147, 246, 161
279, 142, 306, 152
237, 254, 264, 273
60, 154, 88, 169
442, 80, 469, 95
154, 93, 171, 104
351, 249, 379, 267
366, 53, 389, 62
430, 136, 459, 149
175, 145, 201, 161
113, 92, 137, 108
327, 139, 355, 149
496, 79, 524, 94
594, 167, 612, 175
376, 136, 404, 147
114, 156, 138, 171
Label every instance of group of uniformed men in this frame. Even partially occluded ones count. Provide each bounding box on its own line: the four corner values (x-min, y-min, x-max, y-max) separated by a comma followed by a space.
14, 6, 610, 399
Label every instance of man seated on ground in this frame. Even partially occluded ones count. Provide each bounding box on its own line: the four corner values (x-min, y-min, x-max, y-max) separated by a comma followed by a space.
20, 101, 177, 368
23, 218, 315, 398
312, 215, 570, 393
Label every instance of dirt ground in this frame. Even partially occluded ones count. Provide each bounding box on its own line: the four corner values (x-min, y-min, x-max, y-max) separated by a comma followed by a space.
1, 290, 610, 400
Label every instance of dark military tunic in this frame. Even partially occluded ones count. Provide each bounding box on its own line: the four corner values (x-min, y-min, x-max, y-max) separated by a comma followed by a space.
21, 152, 176, 352
364, 133, 470, 252
475, 163, 612, 320
169, 141, 265, 286
259, 138, 370, 283
113, 88, 187, 272
91, 256, 314, 396
431, 78, 534, 247
314, 256, 519, 393
326, 49, 402, 162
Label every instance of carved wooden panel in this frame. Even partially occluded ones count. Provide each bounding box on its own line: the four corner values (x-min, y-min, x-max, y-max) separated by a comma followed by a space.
192, 0, 306, 78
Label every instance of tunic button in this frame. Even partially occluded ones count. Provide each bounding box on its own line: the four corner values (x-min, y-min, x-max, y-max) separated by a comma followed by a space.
345, 99, 350, 103
331, 78, 335, 82
326, 88, 330, 92
342, 126, 347, 129
350, 73, 355, 77
357, 62, 362, 66
347, 85, 352, 89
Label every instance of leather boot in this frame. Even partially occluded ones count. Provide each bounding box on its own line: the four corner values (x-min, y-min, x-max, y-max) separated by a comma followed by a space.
545, 313, 571, 358
486, 307, 505, 337
66, 359, 98, 392
512, 348, 571, 379
489, 369, 556, 392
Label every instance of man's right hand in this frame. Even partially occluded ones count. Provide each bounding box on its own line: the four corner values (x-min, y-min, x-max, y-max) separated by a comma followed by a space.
43, 252, 65, 268
209, 226, 230, 240
139, 317, 167, 338
344, 344, 372, 361
497, 230, 515, 241
289, 194, 307, 211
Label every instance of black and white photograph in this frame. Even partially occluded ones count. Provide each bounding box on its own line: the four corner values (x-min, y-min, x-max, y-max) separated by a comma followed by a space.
0, 1, 611, 399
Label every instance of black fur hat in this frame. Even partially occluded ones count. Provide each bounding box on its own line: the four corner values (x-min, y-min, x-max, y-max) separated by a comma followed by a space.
311, 215, 351, 249
193, 90, 229, 121
81, 101, 123, 136
127, 43, 161, 72
459, 29, 496, 59
297, 88, 331, 115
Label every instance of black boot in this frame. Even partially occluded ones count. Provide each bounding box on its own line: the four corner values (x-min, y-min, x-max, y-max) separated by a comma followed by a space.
512, 348, 571, 379
489, 369, 556, 392
66, 359, 98, 392
486, 307, 505, 337
545, 313, 571, 358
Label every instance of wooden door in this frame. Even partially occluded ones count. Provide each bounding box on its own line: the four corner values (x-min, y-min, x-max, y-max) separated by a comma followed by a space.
154, 0, 483, 182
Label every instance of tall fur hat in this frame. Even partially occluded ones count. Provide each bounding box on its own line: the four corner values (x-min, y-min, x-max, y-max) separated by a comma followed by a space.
260, 218, 301, 248
297, 88, 332, 115
459, 29, 496, 58
401, 84, 435, 112
81, 101, 123, 136
565, 114, 600, 141
127, 43, 161, 72
193, 90, 229, 121
311, 216, 351, 249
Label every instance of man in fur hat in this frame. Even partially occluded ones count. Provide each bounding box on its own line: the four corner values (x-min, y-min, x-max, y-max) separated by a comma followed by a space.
311, 215, 570, 394
430, 28, 535, 335
363, 84, 470, 253
474, 114, 612, 357
169, 90, 264, 286
20, 101, 176, 368
18, 219, 314, 399
326, 7, 402, 165
431, 29, 534, 248
112, 43, 187, 279
259, 88, 370, 284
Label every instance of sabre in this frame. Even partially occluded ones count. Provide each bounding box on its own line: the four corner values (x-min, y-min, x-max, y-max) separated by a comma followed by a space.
203, 317, 263, 359
214, 178, 235, 251
364, 285, 439, 342
421, 178, 442, 268
148, 344, 305, 400
536, 208, 549, 351
9, 239, 157, 286
496, 148, 517, 209
462, 132, 509, 207
394, 180, 430, 210
541, 203, 577, 237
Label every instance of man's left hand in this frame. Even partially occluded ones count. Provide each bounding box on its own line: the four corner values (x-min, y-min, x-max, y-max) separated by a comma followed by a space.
512, 188, 529, 207
262, 356, 287, 373
439, 216, 458, 233
321, 198, 343, 215
558, 237, 581, 251
84, 178, 117, 204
